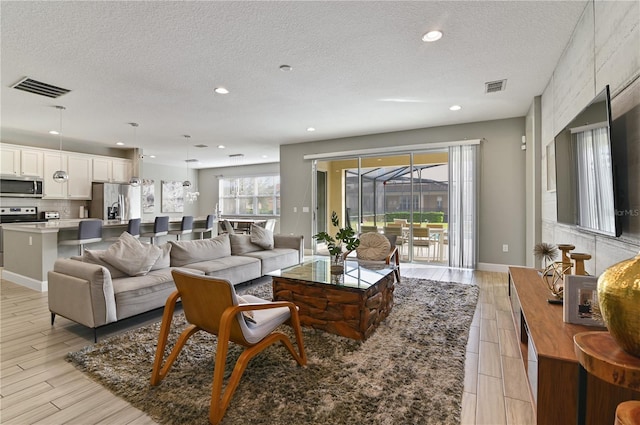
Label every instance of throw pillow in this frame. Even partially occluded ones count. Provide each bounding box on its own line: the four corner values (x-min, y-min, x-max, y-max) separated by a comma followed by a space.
169, 234, 231, 267
236, 295, 256, 323
150, 243, 172, 271
250, 224, 274, 249
229, 234, 262, 255
82, 249, 127, 279
356, 232, 391, 261
102, 232, 162, 277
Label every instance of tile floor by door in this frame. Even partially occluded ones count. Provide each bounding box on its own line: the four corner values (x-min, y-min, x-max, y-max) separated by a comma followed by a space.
0, 264, 535, 424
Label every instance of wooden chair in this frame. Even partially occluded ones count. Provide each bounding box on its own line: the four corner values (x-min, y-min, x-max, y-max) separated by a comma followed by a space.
360, 225, 378, 234
151, 270, 307, 425
412, 227, 432, 259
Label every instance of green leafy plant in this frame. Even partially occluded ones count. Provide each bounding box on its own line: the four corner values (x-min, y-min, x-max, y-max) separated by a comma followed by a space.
313, 211, 360, 263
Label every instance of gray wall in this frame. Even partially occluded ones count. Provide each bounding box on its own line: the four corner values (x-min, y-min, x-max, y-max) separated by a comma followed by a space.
280, 117, 527, 266
141, 162, 199, 221
539, 0, 640, 275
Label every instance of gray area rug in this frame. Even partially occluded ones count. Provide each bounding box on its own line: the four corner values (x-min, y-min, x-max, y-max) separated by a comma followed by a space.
67, 277, 479, 425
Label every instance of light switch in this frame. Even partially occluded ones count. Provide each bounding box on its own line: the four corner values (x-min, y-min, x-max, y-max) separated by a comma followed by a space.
302, 206, 309, 213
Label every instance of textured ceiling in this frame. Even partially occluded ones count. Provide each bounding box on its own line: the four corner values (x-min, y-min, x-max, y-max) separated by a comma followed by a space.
1, 1, 588, 169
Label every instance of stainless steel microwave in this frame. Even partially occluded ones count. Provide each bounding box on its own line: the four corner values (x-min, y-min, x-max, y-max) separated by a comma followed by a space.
0, 176, 44, 198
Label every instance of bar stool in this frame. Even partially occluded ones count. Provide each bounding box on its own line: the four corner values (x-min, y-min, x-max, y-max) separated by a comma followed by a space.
106, 218, 141, 242
141, 216, 170, 244
168, 216, 194, 240
192, 214, 215, 239
59, 219, 103, 255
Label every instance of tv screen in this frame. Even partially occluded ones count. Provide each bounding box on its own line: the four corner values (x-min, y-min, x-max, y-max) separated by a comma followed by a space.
554, 85, 620, 237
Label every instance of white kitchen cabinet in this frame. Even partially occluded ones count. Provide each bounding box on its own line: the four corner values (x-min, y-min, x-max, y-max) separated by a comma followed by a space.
19, 149, 44, 177
43, 152, 68, 198
67, 155, 92, 199
1, 145, 21, 175
92, 157, 131, 183
111, 158, 131, 183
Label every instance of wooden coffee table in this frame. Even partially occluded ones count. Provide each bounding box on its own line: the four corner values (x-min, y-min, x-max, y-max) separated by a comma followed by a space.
270, 259, 395, 340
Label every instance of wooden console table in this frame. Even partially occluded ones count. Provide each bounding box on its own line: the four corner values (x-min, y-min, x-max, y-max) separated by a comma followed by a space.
508, 267, 640, 425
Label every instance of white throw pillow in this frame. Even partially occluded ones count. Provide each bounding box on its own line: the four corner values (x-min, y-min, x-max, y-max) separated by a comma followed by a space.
250, 224, 274, 250
150, 243, 172, 271
102, 232, 162, 277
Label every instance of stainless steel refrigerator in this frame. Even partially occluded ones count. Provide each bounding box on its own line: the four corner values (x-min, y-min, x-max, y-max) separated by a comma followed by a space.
90, 183, 141, 220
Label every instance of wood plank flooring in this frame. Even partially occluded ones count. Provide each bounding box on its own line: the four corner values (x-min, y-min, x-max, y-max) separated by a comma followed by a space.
0, 265, 535, 424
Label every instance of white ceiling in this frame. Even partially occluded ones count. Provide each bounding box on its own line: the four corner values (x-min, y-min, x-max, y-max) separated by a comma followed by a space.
1, 1, 588, 169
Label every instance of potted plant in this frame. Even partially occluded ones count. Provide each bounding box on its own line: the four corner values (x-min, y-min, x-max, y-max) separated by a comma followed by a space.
313, 211, 360, 273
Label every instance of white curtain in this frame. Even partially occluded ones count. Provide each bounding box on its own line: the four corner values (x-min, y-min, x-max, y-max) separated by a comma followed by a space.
448, 144, 478, 268
574, 127, 615, 234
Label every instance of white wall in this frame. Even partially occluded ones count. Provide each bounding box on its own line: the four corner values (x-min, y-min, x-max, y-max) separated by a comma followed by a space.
538, 0, 640, 275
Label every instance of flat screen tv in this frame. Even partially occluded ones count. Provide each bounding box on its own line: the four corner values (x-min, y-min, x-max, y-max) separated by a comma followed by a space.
554, 85, 621, 237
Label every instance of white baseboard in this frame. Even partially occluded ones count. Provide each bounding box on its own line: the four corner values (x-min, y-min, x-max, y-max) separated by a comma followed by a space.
1, 270, 47, 292
476, 262, 510, 273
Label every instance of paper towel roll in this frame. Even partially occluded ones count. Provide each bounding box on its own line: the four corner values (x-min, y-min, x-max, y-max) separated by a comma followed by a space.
79, 206, 85, 218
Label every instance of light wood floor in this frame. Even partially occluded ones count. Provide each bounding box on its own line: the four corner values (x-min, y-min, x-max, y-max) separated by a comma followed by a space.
0, 265, 535, 424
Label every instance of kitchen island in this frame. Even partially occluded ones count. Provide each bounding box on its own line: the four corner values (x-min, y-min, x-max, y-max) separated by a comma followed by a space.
1, 217, 216, 291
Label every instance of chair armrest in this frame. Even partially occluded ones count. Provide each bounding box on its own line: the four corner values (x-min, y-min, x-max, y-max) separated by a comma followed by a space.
386, 246, 400, 266
48, 259, 117, 328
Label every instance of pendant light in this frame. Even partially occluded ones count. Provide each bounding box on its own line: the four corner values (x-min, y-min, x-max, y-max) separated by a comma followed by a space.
128, 122, 141, 187
52, 105, 69, 183
182, 135, 192, 189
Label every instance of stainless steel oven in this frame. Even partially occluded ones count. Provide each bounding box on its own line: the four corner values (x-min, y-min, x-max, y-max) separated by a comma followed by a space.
0, 176, 44, 198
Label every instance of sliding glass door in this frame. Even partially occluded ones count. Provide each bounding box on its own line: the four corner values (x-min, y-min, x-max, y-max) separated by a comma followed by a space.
313, 144, 478, 268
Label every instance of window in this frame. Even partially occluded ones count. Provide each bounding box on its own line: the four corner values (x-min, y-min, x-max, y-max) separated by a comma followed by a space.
219, 175, 280, 216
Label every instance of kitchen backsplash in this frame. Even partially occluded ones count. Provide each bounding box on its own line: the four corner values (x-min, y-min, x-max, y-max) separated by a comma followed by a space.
0, 198, 89, 219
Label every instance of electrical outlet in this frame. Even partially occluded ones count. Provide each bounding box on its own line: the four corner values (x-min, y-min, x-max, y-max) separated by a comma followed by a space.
293, 207, 297, 213
502, 244, 509, 252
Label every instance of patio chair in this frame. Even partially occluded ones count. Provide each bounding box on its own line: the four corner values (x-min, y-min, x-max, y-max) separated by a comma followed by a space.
151, 270, 307, 425
344, 232, 400, 282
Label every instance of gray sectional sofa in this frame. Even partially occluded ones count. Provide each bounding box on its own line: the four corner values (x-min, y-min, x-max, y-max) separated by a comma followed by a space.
47, 232, 303, 337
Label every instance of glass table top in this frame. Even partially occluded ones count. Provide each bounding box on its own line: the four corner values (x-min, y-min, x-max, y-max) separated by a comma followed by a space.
268, 258, 394, 290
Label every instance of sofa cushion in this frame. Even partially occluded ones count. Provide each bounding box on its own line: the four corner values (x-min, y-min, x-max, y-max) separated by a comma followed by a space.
230, 234, 262, 255
250, 224, 274, 249
102, 232, 162, 277
169, 233, 231, 267
150, 243, 172, 271
242, 248, 300, 275
82, 249, 127, 279
182, 256, 261, 285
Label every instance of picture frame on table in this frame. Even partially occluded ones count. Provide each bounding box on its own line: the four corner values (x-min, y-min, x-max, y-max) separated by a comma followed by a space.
563, 274, 603, 327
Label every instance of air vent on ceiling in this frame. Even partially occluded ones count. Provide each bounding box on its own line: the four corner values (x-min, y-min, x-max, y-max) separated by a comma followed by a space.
185, 159, 199, 163
229, 154, 244, 158
194, 144, 208, 148
485, 79, 507, 93
11, 77, 71, 98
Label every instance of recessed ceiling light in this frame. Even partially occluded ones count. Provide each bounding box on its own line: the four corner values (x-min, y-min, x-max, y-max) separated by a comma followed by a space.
262, 155, 268, 159
49, 130, 59, 135
449, 105, 462, 111
116, 142, 125, 146
279, 65, 293, 72
214, 87, 229, 94
218, 145, 226, 149
149, 155, 156, 159
422, 30, 443, 42
307, 127, 316, 132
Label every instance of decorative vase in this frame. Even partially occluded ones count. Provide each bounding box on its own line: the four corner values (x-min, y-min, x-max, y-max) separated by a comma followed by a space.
330, 254, 344, 274
597, 252, 640, 357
